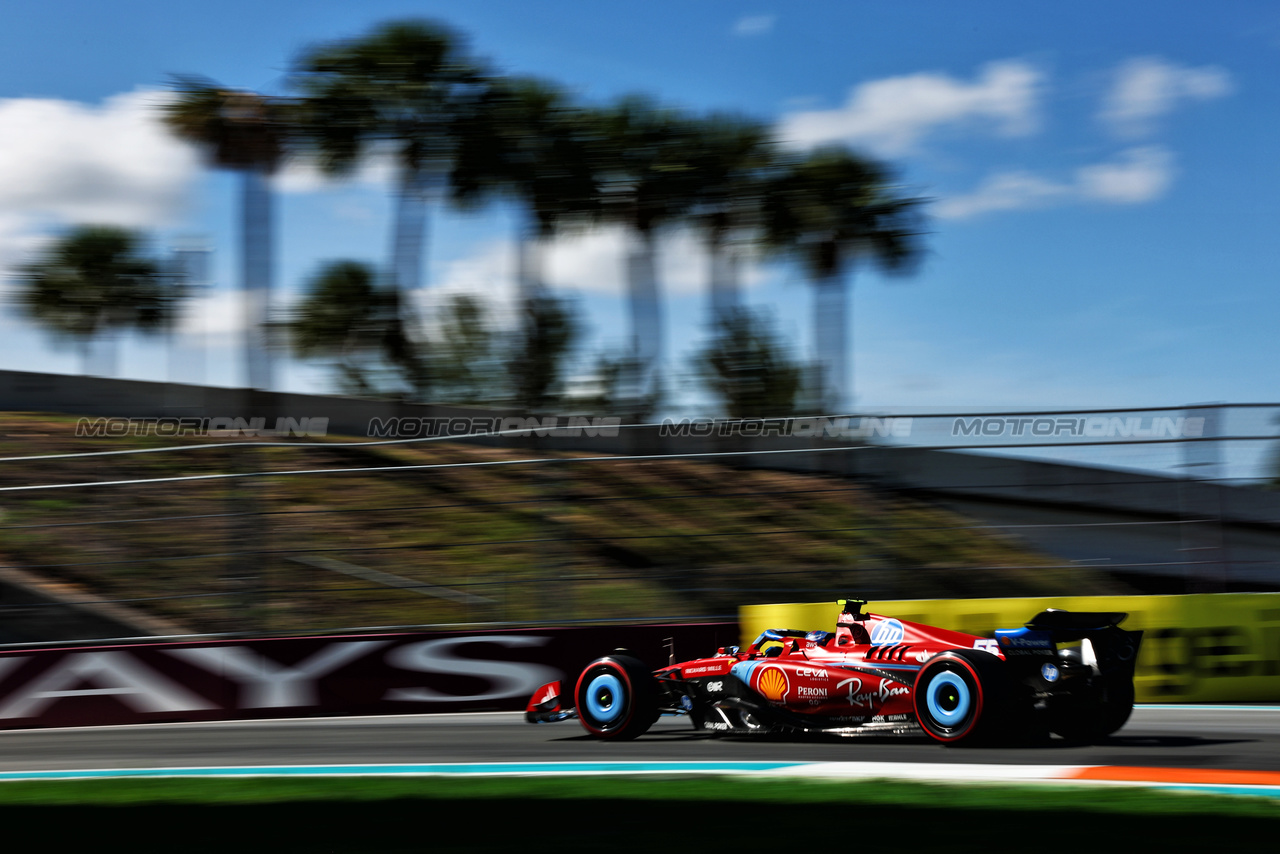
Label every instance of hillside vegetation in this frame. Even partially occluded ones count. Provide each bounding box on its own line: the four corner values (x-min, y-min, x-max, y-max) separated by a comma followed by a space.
0, 413, 1130, 637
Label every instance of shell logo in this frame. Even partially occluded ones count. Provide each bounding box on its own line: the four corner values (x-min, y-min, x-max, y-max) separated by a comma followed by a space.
758, 666, 789, 702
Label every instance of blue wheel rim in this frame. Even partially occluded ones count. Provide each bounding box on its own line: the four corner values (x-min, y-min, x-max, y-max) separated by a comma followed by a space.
585, 673, 625, 724
925, 670, 971, 727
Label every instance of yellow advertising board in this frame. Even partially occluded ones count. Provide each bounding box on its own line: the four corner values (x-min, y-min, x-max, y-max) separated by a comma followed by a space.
740, 594, 1280, 703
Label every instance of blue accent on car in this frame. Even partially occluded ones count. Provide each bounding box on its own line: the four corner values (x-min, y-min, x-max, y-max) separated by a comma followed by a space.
751, 629, 786, 648
994, 627, 1055, 650
1041, 663, 1061, 683
830, 663, 922, 675
730, 660, 761, 686
584, 673, 624, 723
869, 619, 905, 646
924, 671, 971, 725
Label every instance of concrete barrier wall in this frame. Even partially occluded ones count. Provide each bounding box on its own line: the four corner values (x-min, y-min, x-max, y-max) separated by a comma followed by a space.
741, 595, 1280, 703
0, 369, 525, 439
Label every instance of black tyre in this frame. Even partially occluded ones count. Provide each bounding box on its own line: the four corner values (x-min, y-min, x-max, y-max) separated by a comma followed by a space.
913, 650, 1010, 745
1098, 678, 1136, 734
1050, 677, 1135, 742
574, 655, 659, 740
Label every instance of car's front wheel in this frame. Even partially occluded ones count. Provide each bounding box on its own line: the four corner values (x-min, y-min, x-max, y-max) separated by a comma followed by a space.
574, 655, 659, 740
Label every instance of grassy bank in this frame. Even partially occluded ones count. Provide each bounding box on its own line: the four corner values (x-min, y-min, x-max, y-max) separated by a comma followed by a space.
0, 412, 1132, 636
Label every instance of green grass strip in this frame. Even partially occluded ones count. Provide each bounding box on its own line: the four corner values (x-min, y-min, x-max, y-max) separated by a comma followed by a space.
0, 774, 1270, 812
0, 775, 1275, 852
0, 773, 1274, 814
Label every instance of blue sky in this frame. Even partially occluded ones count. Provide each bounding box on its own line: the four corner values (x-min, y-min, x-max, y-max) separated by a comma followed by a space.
0, 0, 1277, 425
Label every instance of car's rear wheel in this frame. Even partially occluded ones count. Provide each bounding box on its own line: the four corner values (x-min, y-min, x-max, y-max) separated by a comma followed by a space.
913, 650, 1009, 745
1050, 676, 1134, 742
574, 655, 659, 740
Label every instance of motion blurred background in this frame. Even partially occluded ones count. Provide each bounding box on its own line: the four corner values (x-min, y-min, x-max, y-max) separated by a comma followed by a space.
0, 1, 1277, 643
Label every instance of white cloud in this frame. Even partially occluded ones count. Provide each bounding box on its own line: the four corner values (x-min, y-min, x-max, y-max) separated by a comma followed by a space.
0, 89, 198, 228
426, 226, 766, 306
274, 148, 397, 194
547, 227, 765, 297
273, 160, 338, 194
733, 14, 776, 37
411, 228, 716, 341
777, 60, 1043, 155
173, 286, 258, 339
1099, 57, 1232, 138
0, 88, 200, 268
421, 237, 521, 331
547, 228, 632, 295
1076, 145, 1174, 203
167, 224, 772, 366
937, 146, 1176, 219
934, 171, 1071, 219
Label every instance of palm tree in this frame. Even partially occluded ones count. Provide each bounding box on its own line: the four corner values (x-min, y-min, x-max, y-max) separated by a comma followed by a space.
15, 225, 177, 376
684, 115, 776, 325
162, 78, 286, 390
506, 291, 580, 412
764, 147, 925, 412
431, 294, 505, 405
699, 308, 803, 418
290, 18, 486, 399
594, 97, 702, 411
450, 76, 600, 299
448, 77, 596, 413
288, 260, 408, 395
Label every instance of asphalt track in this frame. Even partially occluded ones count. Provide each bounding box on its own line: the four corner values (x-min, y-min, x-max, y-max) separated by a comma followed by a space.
1, 705, 1279, 774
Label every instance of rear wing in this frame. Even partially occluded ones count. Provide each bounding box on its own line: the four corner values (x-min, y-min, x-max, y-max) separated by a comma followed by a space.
1024, 609, 1128, 641
996, 609, 1141, 677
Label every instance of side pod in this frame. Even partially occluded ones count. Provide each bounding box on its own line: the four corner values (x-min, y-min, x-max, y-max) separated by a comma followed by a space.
525, 680, 579, 724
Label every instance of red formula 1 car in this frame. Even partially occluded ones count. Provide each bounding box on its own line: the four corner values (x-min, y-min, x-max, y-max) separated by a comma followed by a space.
526, 599, 1142, 745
